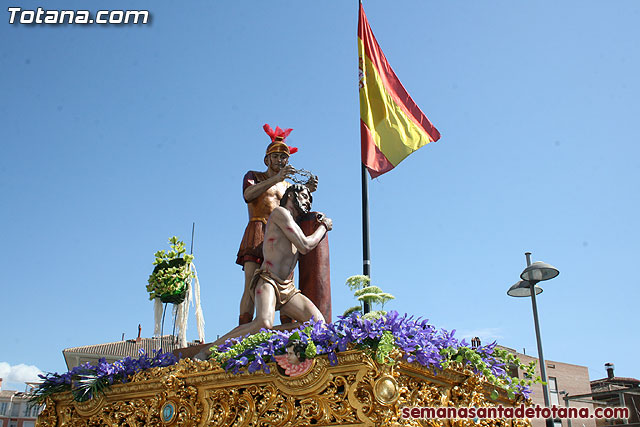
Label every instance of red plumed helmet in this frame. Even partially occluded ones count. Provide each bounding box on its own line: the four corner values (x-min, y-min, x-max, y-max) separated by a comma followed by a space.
263, 123, 297, 156
263, 124, 293, 142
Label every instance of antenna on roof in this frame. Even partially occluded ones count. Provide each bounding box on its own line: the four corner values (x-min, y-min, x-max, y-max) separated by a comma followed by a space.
121, 333, 125, 341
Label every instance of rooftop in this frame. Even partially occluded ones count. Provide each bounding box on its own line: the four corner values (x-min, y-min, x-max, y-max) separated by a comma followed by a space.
63, 335, 201, 359
591, 376, 640, 392
0, 390, 30, 399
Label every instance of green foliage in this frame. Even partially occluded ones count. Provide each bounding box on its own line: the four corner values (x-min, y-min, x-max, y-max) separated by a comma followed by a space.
491, 347, 540, 389
362, 310, 387, 321
343, 305, 362, 317
356, 293, 384, 304
72, 373, 108, 403
345, 275, 370, 291
152, 236, 194, 266
353, 286, 383, 296
378, 293, 395, 305
209, 331, 274, 364
289, 331, 301, 342
146, 236, 194, 301
350, 328, 396, 366
305, 341, 317, 359
375, 331, 395, 364
439, 345, 541, 400
209, 329, 319, 367
343, 275, 395, 316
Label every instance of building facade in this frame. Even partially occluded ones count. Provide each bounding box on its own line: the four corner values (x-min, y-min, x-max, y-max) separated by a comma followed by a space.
0, 380, 42, 427
498, 346, 597, 427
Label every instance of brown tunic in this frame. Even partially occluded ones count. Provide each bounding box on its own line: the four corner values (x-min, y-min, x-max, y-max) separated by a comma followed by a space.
236, 171, 289, 266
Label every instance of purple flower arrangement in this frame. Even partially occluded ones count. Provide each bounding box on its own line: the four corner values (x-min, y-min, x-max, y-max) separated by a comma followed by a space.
211, 311, 535, 399
33, 312, 535, 403
31, 350, 178, 403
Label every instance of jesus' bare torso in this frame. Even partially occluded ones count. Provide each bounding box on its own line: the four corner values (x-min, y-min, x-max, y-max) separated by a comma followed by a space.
213, 185, 331, 346
262, 208, 312, 282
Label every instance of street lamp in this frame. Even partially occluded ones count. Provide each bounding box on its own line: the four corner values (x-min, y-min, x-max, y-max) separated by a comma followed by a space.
507, 252, 559, 427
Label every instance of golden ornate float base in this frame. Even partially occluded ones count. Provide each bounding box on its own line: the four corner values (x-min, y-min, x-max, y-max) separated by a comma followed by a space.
37, 350, 531, 427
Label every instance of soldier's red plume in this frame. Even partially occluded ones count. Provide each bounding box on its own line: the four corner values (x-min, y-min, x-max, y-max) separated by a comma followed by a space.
263, 124, 297, 155
263, 124, 293, 142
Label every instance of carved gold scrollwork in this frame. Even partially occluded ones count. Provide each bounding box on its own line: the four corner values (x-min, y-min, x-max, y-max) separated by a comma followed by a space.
298, 374, 359, 424
103, 397, 156, 426
34, 398, 58, 427
155, 373, 203, 426
349, 354, 381, 423
72, 393, 105, 417
37, 351, 531, 427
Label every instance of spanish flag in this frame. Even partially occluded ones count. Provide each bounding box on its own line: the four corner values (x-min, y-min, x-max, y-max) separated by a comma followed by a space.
358, 3, 441, 178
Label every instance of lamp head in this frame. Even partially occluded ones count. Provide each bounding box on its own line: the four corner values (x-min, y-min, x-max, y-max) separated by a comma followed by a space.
520, 261, 559, 283
507, 280, 543, 297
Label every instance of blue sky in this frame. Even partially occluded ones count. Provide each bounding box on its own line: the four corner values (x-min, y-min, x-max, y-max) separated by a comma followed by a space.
1, 0, 638, 391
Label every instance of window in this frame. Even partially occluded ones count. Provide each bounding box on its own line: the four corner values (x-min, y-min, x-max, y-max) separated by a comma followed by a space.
548, 376, 559, 406
0, 401, 8, 415
31, 404, 42, 417
25, 402, 40, 417
507, 364, 519, 379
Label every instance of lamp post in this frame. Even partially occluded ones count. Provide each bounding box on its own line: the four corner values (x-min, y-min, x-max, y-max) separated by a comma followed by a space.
507, 252, 559, 427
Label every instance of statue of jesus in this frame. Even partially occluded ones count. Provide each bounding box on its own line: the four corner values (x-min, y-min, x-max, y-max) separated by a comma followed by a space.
216, 184, 332, 344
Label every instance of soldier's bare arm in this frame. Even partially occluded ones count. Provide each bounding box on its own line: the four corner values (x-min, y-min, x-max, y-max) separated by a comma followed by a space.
243, 166, 295, 202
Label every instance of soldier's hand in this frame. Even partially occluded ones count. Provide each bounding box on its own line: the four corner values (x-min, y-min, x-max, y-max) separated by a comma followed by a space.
306, 175, 318, 192
277, 165, 296, 181
321, 217, 333, 231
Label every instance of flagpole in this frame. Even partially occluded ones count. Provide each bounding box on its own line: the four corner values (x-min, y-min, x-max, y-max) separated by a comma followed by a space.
361, 164, 372, 315
358, 0, 371, 314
